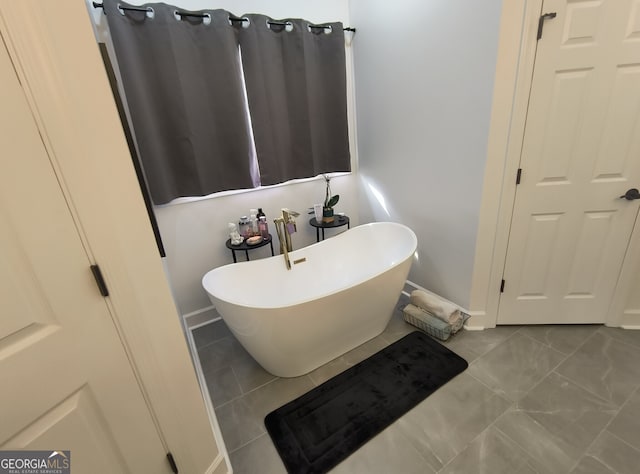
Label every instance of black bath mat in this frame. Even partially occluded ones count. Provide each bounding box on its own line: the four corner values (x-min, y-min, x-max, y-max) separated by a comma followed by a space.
264, 331, 468, 474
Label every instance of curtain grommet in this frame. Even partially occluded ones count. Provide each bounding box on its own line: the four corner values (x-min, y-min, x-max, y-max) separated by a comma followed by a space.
307, 24, 333, 35
267, 20, 293, 32
174, 10, 211, 25
229, 16, 250, 28
117, 4, 154, 18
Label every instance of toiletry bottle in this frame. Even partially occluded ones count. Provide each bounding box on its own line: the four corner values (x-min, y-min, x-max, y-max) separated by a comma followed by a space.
250, 213, 258, 237
238, 216, 251, 239
249, 209, 258, 237
257, 208, 266, 220
259, 216, 269, 239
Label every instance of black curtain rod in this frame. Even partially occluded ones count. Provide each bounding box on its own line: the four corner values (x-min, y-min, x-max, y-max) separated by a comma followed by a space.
267, 20, 356, 32
93, 2, 149, 13
92, 3, 207, 18
176, 11, 209, 19
266, 20, 292, 27
91, 3, 356, 31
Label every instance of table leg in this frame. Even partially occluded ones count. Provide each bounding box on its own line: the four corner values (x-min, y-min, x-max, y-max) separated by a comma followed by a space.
231, 250, 237, 263
322, 228, 325, 240
316, 227, 320, 242
269, 240, 274, 256
244, 250, 250, 261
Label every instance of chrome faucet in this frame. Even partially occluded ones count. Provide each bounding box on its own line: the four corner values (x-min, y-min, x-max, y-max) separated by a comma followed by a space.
274, 208, 300, 270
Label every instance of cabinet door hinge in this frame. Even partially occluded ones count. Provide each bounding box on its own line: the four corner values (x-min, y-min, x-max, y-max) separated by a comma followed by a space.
500, 279, 506, 293
516, 168, 522, 185
537, 12, 557, 40
90, 264, 109, 297
166, 452, 178, 473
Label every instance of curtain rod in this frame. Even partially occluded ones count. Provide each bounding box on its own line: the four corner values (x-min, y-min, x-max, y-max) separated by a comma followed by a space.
92, 2, 207, 18
91, 3, 356, 31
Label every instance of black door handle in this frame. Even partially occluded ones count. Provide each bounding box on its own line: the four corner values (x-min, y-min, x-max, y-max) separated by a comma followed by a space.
620, 188, 640, 200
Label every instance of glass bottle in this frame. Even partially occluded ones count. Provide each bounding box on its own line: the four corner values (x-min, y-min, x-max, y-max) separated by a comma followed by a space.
238, 216, 251, 239
250, 213, 258, 236
259, 216, 269, 239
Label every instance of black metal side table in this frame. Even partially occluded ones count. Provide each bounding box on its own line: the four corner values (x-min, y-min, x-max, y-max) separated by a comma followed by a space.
225, 234, 274, 263
309, 215, 350, 242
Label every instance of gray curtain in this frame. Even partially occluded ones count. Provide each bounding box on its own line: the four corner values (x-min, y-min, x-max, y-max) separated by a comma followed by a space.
239, 15, 350, 185
104, 1, 350, 203
104, 1, 254, 204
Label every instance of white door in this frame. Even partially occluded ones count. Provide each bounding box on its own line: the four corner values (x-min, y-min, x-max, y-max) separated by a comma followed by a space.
0, 35, 172, 473
498, 0, 640, 324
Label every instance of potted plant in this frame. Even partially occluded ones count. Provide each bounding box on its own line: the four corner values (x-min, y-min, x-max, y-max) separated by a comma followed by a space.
322, 174, 339, 223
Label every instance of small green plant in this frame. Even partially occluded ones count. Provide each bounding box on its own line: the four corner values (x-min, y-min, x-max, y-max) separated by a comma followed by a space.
323, 174, 339, 209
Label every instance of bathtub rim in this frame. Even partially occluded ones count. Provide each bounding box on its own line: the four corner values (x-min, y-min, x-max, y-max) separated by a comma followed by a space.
202, 221, 417, 310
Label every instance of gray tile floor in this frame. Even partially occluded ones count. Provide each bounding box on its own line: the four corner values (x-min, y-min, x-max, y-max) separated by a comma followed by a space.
192, 294, 640, 473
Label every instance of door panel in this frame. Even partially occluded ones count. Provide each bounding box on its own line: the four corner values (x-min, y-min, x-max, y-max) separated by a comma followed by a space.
565, 211, 614, 295
6, 388, 129, 472
627, 1, 640, 40
537, 68, 591, 183
0, 33, 170, 473
498, 0, 640, 324
562, 1, 602, 47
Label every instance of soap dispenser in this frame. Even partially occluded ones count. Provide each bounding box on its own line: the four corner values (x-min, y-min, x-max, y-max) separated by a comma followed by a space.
259, 216, 269, 239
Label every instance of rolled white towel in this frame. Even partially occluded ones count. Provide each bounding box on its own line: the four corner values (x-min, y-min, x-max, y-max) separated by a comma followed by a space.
410, 290, 461, 325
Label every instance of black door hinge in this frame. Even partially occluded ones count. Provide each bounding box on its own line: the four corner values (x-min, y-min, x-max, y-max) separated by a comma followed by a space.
537, 12, 557, 40
90, 264, 109, 297
516, 168, 522, 185
500, 279, 506, 293
166, 452, 178, 473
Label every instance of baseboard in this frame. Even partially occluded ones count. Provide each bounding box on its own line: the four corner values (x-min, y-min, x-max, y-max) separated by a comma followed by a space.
183, 305, 216, 319
185, 322, 232, 472
205, 453, 230, 474
462, 310, 492, 330
183, 305, 221, 329
609, 310, 640, 328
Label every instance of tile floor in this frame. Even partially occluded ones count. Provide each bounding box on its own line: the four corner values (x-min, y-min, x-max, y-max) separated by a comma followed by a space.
192, 293, 640, 473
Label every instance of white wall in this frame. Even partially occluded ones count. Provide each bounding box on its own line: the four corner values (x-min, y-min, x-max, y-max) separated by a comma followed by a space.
89, 0, 357, 316
349, 0, 503, 308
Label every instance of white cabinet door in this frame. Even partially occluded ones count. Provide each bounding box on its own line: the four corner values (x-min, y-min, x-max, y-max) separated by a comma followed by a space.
0, 34, 171, 474
499, 0, 640, 324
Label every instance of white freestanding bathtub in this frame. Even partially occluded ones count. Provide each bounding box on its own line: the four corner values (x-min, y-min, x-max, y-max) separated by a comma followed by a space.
202, 222, 417, 377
